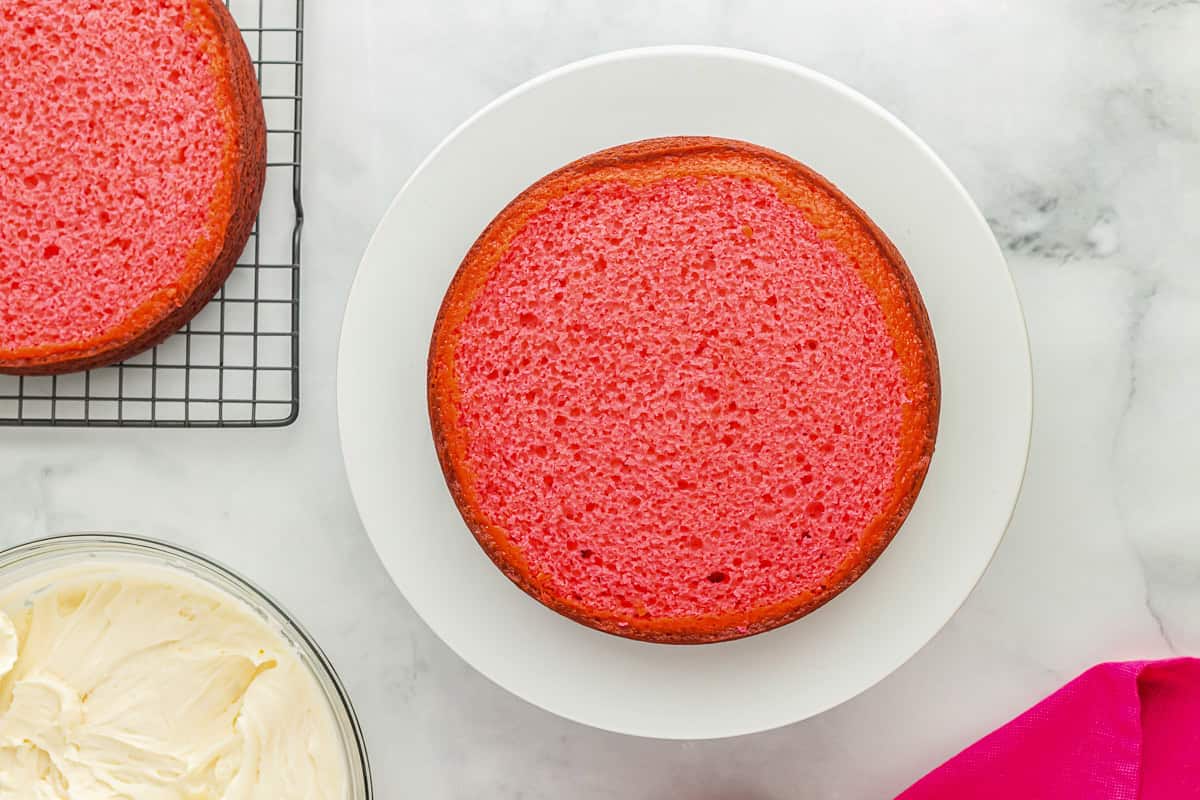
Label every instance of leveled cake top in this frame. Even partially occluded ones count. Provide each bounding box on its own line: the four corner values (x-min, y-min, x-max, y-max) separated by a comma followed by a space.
452, 175, 906, 620
0, 0, 238, 358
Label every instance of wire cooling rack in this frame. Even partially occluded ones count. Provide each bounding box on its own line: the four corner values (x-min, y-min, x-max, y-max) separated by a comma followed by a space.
0, 0, 304, 428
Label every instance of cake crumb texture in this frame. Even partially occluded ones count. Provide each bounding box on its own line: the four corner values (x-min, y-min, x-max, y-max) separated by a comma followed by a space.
0, 0, 256, 368
454, 176, 905, 620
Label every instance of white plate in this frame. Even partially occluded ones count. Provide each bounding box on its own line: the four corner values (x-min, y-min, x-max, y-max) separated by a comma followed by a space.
338, 47, 1031, 740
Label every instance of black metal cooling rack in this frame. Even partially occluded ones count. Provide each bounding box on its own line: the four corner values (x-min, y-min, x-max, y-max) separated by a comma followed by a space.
0, 0, 305, 428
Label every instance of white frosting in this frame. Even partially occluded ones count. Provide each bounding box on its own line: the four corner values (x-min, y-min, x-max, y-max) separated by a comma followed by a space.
0, 562, 349, 799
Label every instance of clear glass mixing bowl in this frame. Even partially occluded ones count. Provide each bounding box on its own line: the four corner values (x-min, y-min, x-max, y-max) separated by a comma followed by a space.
0, 532, 373, 799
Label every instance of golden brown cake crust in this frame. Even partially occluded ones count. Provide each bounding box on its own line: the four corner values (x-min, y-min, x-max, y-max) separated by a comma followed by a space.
0, 0, 267, 376
429, 137, 940, 644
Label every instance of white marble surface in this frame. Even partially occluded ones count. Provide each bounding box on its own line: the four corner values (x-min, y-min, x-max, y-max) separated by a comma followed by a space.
3, 0, 1199, 797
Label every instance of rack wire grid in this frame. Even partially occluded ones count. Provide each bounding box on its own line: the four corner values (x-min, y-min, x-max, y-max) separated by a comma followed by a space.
0, 0, 305, 428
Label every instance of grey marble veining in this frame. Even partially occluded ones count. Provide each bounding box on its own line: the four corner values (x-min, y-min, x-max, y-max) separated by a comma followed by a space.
2, 1, 1199, 797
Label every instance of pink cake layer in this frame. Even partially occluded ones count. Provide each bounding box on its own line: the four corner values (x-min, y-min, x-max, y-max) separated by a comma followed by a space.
0, 0, 226, 351
453, 176, 905, 620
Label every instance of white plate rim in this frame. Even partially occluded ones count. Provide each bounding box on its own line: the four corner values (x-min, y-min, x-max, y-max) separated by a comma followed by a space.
338, 45, 1033, 740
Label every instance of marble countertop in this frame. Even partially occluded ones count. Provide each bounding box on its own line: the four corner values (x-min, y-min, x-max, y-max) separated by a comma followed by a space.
3, 1, 1199, 797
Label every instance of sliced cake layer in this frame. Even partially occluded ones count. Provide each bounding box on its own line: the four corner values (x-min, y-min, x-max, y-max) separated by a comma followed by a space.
0, 0, 266, 374
429, 137, 940, 643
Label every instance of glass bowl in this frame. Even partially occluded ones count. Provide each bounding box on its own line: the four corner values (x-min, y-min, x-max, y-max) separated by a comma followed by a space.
0, 532, 373, 799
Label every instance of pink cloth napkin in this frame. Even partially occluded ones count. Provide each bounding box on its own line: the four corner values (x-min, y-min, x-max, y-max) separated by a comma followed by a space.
898, 659, 1200, 800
